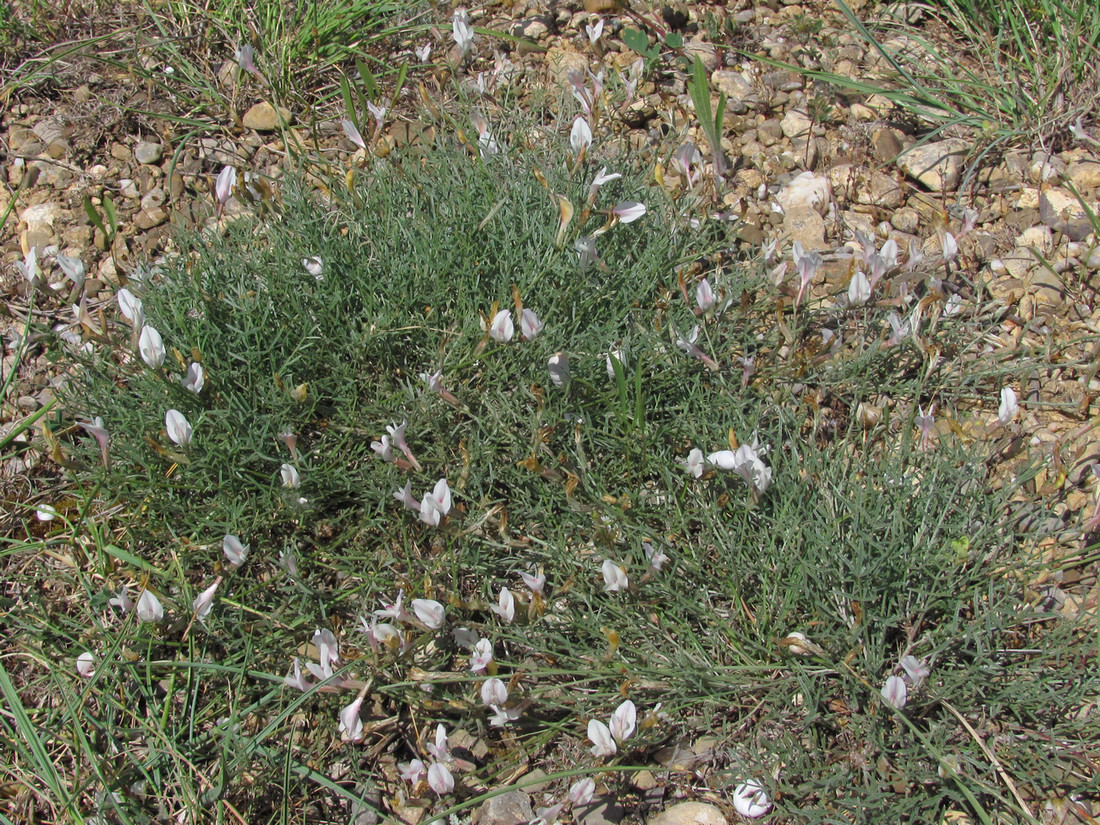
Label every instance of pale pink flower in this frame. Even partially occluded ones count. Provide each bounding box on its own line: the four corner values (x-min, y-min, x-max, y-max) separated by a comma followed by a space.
193, 580, 219, 620
732, 780, 772, 818
696, 278, 716, 314
339, 696, 365, 742
77, 651, 96, 678
520, 308, 544, 340
490, 587, 515, 623
280, 463, 300, 488
881, 675, 908, 709
427, 762, 454, 794
181, 362, 205, 394
139, 325, 165, 369
427, 723, 450, 762
412, 598, 445, 629
610, 699, 636, 742
602, 559, 629, 592
222, 534, 249, 568
488, 309, 514, 342
342, 119, 366, 150
215, 165, 236, 211
683, 448, 705, 478
469, 638, 494, 672
136, 589, 163, 623
612, 201, 646, 224
419, 479, 452, 527
387, 420, 423, 470
394, 482, 421, 512
998, 387, 1018, 426
399, 759, 426, 784
520, 568, 545, 595
481, 677, 509, 706
284, 657, 312, 691
587, 719, 616, 757
570, 117, 593, 155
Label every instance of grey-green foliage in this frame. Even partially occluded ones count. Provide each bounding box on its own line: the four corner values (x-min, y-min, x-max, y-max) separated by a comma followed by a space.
63, 135, 711, 545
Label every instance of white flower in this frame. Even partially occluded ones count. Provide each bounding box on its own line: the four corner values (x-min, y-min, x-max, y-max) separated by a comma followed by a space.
488, 309, 514, 342
399, 759, 425, 784
223, 534, 249, 568
609, 699, 636, 743
139, 325, 165, 369
165, 410, 192, 447
312, 628, 339, 674
427, 762, 454, 794
372, 434, 395, 462
469, 638, 494, 672
452, 7, 474, 55
15, 247, 40, 283
303, 256, 323, 279
109, 585, 133, 613
412, 598, 445, 629
215, 165, 236, 208
567, 777, 596, 806
280, 463, 301, 489
586, 18, 604, 44
587, 719, 616, 757
602, 559, 629, 592
342, 118, 366, 150
683, 448, 704, 478
848, 269, 871, 306
644, 541, 669, 572
490, 587, 515, 623
284, 657, 312, 691
117, 288, 144, 328
707, 440, 772, 494
490, 704, 523, 727
35, 504, 58, 521
696, 278, 716, 313
181, 362, 205, 394
998, 387, 1018, 426
427, 723, 450, 762
481, 677, 509, 707
415, 43, 432, 62
900, 655, 930, 686
77, 651, 96, 678
520, 568, 545, 595
940, 230, 958, 262
881, 674, 908, 709
419, 479, 452, 527
944, 293, 962, 315
612, 201, 646, 224
732, 780, 772, 818
520, 308, 544, 340
339, 696, 365, 742
548, 352, 570, 387
193, 580, 219, 620
136, 589, 164, 623
570, 117, 593, 155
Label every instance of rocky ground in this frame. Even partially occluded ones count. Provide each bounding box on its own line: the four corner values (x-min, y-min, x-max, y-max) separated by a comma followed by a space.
2, 0, 1098, 819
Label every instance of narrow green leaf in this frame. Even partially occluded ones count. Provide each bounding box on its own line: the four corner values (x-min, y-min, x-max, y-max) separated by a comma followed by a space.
83, 195, 106, 236
356, 58, 377, 99
103, 194, 118, 234
104, 544, 167, 576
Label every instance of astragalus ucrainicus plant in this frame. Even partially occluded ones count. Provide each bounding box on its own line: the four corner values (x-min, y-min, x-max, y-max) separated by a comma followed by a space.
35, 109, 1090, 824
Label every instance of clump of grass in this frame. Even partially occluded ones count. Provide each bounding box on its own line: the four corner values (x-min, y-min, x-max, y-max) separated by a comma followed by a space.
3, 110, 1096, 824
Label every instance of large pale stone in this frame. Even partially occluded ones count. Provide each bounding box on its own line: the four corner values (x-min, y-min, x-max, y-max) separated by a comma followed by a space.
776, 171, 831, 215
783, 205, 827, 250
1040, 188, 1097, 242
242, 101, 292, 131
896, 138, 968, 191
780, 108, 813, 140
473, 790, 533, 825
649, 802, 727, 825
